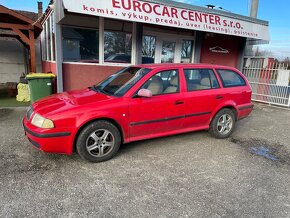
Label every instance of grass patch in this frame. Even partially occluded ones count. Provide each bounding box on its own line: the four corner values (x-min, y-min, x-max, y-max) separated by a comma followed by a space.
0, 97, 30, 107
0, 88, 8, 98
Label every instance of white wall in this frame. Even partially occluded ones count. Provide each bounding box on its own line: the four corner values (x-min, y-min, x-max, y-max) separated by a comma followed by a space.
0, 38, 42, 83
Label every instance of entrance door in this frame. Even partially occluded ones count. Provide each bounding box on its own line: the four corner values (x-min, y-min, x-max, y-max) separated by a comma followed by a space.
142, 32, 195, 64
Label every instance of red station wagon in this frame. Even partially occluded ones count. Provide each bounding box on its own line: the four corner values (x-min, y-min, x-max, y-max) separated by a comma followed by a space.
23, 64, 253, 162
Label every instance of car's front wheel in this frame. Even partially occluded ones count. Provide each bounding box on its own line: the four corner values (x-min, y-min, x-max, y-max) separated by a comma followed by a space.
76, 120, 121, 162
209, 108, 236, 139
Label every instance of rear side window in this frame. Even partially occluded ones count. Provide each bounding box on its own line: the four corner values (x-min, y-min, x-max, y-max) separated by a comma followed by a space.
184, 69, 220, 91
217, 69, 246, 88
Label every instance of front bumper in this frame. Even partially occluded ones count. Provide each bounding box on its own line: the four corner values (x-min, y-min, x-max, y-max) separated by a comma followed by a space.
23, 119, 74, 155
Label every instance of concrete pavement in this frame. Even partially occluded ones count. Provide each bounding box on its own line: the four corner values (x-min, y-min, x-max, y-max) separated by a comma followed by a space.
0, 104, 290, 217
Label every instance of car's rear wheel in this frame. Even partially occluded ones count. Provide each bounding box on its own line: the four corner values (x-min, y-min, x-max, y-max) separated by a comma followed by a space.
209, 108, 236, 139
76, 120, 121, 162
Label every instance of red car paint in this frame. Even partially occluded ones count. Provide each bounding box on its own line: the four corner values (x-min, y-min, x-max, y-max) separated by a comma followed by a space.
23, 64, 253, 155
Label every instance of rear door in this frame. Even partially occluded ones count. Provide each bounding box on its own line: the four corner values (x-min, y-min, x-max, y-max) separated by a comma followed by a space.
182, 68, 225, 128
215, 68, 252, 118
215, 68, 251, 105
128, 69, 185, 140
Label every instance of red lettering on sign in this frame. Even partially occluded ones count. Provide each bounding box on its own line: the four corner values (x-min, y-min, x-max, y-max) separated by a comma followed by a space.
153, 5, 161, 15
195, 13, 201, 22
188, 11, 195, 21
162, 6, 170, 17
202, 13, 208, 23
112, 0, 120, 9
215, 16, 221, 25
209, 14, 215, 24
83, 5, 88, 11
133, 0, 141, 12
122, 0, 131, 10
171, 8, 178, 18
181, 10, 188, 20
142, 3, 152, 13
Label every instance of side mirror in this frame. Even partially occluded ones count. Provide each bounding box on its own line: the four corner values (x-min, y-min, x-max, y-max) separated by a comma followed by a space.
137, 89, 152, 98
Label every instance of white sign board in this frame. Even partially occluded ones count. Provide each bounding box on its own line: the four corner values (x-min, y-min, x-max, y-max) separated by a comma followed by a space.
63, 0, 270, 40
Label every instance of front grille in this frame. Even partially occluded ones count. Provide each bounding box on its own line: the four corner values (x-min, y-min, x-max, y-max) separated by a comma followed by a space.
26, 106, 34, 121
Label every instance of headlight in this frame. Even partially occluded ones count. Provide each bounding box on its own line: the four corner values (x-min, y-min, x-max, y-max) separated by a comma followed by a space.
31, 113, 54, 129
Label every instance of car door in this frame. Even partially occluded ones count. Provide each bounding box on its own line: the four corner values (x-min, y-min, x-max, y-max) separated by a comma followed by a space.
128, 69, 185, 140
182, 68, 225, 128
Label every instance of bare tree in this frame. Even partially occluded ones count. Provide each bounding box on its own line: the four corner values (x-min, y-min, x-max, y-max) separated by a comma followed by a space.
181, 40, 192, 58
142, 36, 156, 57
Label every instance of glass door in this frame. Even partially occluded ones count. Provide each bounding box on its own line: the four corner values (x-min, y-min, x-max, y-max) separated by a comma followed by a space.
142, 32, 195, 64
161, 41, 176, 63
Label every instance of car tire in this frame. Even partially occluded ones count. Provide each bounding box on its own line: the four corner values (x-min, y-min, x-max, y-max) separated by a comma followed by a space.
209, 108, 236, 139
76, 120, 121, 162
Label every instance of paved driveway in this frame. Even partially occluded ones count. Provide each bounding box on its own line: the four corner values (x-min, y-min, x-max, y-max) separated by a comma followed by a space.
0, 104, 290, 217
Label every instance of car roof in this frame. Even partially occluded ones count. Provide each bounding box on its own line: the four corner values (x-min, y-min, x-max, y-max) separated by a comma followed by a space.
134, 63, 238, 70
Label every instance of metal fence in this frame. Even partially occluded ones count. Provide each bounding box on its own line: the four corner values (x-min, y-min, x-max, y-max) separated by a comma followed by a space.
243, 61, 290, 107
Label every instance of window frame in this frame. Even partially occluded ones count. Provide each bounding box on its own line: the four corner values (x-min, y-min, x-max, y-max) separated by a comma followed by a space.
183, 68, 220, 92
135, 69, 180, 97
216, 69, 247, 88
60, 18, 134, 67
104, 29, 133, 64
62, 25, 100, 63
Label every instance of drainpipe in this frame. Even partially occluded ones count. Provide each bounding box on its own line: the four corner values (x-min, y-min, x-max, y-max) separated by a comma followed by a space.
241, 0, 259, 71
250, 0, 259, 18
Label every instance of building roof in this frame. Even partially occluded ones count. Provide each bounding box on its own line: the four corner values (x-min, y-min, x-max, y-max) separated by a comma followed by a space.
14, 10, 39, 22
0, 5, 42, 37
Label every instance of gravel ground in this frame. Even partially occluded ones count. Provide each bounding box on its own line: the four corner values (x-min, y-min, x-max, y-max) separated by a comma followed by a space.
0, 103, 290, 217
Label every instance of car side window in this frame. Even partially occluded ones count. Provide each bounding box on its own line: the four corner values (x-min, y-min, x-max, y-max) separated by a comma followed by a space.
184, 69, 220, 91
141, 70, 179, 95
216, 69, 246, 88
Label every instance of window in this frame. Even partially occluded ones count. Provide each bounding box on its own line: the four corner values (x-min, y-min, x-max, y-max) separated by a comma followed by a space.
46, 18, 51, 60
184, 69, 220, 91
217, 69, 246, 87
181, 40, 193, 63
142, 35, 156, 64
104, 19, 132, 63
42, 13, 55, 61
141, 70, 179, 95
94, 67, 151, 97
62, 27, 99, 62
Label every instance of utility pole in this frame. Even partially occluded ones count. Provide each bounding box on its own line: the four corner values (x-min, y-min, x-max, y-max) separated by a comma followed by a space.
250, 0, 259, 18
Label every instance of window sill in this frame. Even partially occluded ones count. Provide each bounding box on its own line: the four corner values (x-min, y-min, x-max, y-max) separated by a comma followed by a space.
62, 61, 131, 67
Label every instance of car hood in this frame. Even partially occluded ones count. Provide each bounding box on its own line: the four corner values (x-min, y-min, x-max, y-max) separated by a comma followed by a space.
32, 88, 114, 116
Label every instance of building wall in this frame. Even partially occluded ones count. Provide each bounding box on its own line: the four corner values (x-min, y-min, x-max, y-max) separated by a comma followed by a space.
42, 61, 123, 91
0, 38, 42, 83
42, 60, 56, 74
200, 33, 244, 68
0, 39, 25, 83
62, 63, 123, 91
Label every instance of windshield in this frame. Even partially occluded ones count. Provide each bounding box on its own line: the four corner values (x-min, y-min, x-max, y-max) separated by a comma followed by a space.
92, 67, 151, 96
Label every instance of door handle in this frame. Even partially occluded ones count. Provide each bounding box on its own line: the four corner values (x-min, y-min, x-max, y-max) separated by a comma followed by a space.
175, 100, 184, 105
216, 95, 223, 100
